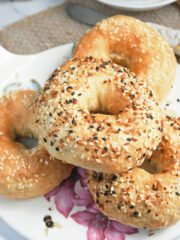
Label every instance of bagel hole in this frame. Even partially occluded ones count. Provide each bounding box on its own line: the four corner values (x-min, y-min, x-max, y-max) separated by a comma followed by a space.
90, 105, 126, 116
90, 110, 114, 116
89, 91, 128, 116
139, 159, 157, 174
109, 52, 130, 69
15, 136, 38, 149
89, 99, 115, 115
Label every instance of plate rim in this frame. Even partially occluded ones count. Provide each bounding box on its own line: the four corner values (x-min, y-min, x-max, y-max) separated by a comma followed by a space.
96, 0, 176, 11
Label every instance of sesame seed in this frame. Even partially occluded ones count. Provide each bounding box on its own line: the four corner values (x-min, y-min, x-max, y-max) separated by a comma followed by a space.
102, 137, 107, 141
97, 127, 101, 131
112, 175, 117, 181
133, 211, 139, 217
147, 114, 154, 120
104, 191, 110, 196
104, 147, 108, 152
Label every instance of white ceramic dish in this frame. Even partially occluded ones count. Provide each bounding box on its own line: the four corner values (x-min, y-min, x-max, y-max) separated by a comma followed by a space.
96, 0, 176, 11
0, 43, 179, 240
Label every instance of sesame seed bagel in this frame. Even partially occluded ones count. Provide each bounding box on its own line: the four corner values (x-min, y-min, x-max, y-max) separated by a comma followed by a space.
73, 15, 177, 102
35, 57, 163, 174
0, 90, 73, 199
87, 116, 180, 229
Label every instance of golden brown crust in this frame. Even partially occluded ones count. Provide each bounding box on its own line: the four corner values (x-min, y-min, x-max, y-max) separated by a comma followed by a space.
35, 57, 163, 174
0, 90, 73, 199
150, 116, 180, 174
87, 117, 180, 229
73, 15, 177, 102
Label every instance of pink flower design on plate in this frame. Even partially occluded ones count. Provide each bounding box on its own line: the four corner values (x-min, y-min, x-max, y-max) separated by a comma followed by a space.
45, 167, 93, 218
45, 167, 138, 239
71, 203, 138, 240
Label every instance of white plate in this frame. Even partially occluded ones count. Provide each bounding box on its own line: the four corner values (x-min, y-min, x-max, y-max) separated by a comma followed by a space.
0, 43, 179, 240
96, 0, 176, 11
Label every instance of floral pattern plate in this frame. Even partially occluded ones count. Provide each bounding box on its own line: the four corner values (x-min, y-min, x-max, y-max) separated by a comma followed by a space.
0, 43, 179, 240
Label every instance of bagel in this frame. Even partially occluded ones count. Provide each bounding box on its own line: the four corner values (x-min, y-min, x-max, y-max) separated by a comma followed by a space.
73, 15, 177, 102
87, 116, 180, 229
35, 57, 163, 174
0, 90, 73, 199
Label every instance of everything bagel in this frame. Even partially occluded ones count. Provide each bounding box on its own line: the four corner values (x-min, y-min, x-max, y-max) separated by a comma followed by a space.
35, 57, 163, 174
0, 90, 73, 199
87, 116, 180, 229
73, 15, 177, 102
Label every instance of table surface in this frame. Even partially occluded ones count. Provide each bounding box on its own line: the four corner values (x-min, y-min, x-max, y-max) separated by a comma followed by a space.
0, 0, 65, 30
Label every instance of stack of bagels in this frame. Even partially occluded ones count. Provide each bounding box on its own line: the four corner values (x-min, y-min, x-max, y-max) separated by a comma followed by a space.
0, 15, 179, 230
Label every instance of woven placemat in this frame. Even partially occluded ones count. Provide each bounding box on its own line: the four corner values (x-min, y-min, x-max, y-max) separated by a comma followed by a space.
0, 0, 179, 55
